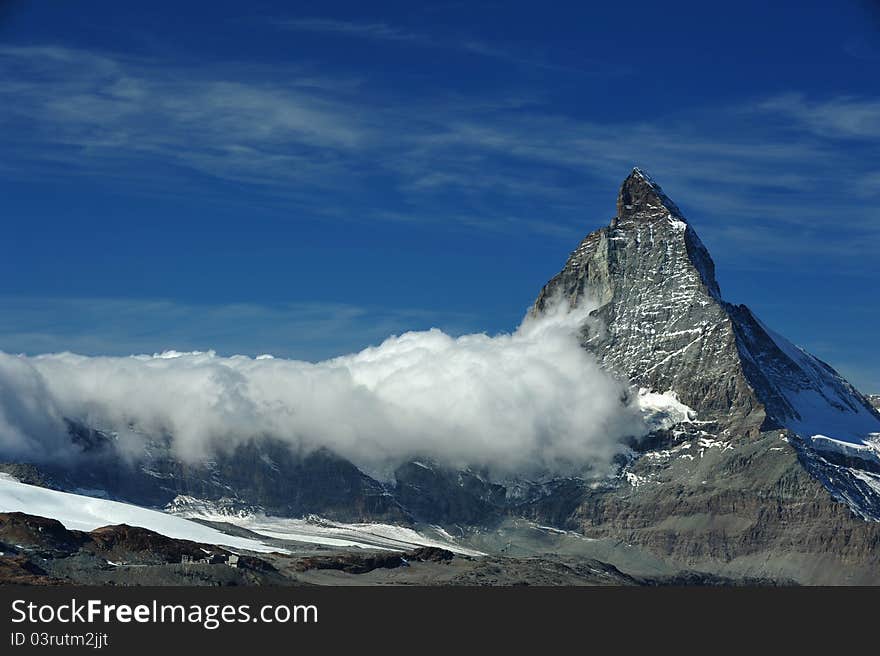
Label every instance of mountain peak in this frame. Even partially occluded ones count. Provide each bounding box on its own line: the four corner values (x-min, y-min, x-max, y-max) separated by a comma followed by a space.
617, 167, 682, 220
630, 166, 654, 184
536, 171, 880, 459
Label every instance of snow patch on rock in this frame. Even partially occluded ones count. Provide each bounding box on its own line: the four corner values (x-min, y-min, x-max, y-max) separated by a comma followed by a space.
636, 388, 696, 430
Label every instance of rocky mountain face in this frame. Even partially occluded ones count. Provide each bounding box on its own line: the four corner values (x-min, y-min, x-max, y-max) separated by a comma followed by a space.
2, 169, 879, 584
3, 435, 409, 524
526, 169, 880, 582
533, 169, 880, 441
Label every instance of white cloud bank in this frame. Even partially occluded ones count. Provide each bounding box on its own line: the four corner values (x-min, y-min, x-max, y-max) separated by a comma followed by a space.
0, 299, 645, 479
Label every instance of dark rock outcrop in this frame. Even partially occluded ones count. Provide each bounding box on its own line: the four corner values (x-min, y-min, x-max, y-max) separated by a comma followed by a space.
0, 512, 88, 557
292, 546, 456, 575
0, 463, 60, 489
0, 511, 282, 585
0, 556, 63, 585
393, 461, 506, 525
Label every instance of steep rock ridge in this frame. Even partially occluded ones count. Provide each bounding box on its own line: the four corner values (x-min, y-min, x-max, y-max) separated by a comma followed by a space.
534, 168, 880, 446
534, 169, 767, 433
726, 305, 880, 443
527, 169, 880, 582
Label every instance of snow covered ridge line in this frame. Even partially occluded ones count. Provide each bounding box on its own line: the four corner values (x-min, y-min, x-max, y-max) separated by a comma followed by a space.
0, 474, 282, 553
0, 477, 482, 557
803, 434, 880, 465
754, 317, 880, 446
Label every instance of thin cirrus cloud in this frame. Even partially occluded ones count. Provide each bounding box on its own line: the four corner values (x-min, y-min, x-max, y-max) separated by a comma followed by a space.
0, 45, 368, 188
757, 92, 880, 139
278, 18, 428, 44
274, 17, 618, 74
1, 44, 878, 254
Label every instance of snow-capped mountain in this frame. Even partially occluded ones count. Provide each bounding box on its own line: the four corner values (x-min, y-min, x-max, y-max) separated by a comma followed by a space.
523, 170, 880, 582
3, 168, 880, 583
534, 168, 880, 452
534, 169, 880, 519
0, 472, 276, 553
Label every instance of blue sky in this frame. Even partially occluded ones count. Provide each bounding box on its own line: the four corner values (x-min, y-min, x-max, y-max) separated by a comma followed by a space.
2, 0, 879, 392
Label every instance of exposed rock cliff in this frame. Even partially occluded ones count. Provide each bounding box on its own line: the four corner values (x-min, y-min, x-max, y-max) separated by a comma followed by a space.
527, 169, 880, 582
534, 169, 880, 442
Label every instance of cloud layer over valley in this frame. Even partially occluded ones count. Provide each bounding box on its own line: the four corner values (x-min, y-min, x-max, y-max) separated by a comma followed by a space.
0, 299, 645, 479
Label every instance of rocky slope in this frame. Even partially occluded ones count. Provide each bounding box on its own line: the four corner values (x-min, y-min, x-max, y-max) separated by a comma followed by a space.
0, 511, 285, 585
2, 510, 787, 586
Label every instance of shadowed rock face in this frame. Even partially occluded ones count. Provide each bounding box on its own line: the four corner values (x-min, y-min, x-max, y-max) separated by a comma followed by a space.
13, 438, 411, 525
0, 512, 87, 556
152, 443, 409, 523
0, 511, 284, 585
393, 461, 507, 525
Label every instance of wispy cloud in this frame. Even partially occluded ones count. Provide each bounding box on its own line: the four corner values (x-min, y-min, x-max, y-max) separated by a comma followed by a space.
757, 93, 880, 139
0, 45, 369, 190
1, 44, 879, 256
275, 17, 620, 74
280, 18, 427, 44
